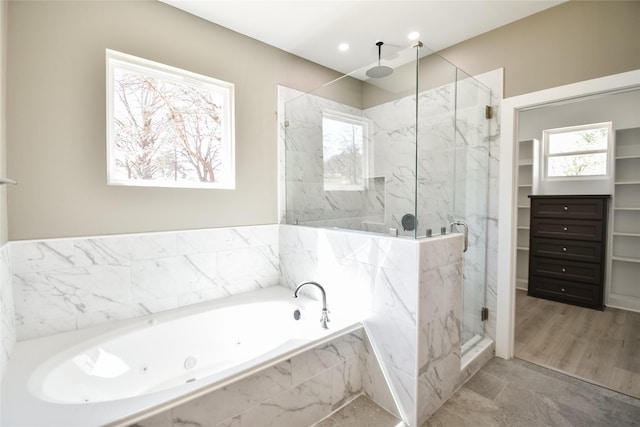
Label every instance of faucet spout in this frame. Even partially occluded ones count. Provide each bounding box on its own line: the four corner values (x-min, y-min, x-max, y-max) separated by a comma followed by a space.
293, 281, 329, 329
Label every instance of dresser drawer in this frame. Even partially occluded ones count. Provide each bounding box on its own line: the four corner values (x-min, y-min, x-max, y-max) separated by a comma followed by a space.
530, 256, 601, 284
530, 218, 603, 241
528, 275, 602, 309
530, 197, 605, 220
530, 238, 602, 263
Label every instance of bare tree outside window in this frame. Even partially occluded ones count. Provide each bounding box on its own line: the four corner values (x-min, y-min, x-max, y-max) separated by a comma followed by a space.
107, 50, 235, 189
544, 123, 611, 178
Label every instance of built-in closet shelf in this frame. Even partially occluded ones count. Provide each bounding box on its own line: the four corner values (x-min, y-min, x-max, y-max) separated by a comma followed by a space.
613, 231, 640, 237
607, 127, 640, 310
614, 206, 640, 211
612, 256, 640, 264
515, 139, 536, 290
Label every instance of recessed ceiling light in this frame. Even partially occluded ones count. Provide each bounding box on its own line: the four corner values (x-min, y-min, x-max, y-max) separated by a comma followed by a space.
408, 31, 420, 41
338, 43, 350, 52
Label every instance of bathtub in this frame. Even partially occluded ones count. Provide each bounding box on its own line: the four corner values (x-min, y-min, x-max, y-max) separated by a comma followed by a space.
1, 285, 362, 427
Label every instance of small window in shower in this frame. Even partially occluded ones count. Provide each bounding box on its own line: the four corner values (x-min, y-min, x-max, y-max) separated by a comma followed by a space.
322, 112, 369, 191
106, 50, 235, 189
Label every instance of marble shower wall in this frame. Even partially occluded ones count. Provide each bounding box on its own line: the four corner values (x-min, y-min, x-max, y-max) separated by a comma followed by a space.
282, 83, 462, 238
279, 224, 417, 420
416, 235, 464, 425
452, 74, 492, 343
282, 75, 499, 347
9, 225, 280, 341
282, 87, 386, 231
279, 225, 477, 426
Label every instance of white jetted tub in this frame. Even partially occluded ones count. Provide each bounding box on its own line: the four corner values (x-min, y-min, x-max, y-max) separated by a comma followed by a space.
1, 285, 361, 427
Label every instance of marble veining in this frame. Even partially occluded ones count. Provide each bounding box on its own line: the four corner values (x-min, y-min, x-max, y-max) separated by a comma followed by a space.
132, 329, 366, 427
10, 225, 280, 340
280, 67, 502, 351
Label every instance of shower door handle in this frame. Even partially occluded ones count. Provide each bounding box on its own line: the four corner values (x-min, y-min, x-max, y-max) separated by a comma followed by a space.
450, 220, 469, 253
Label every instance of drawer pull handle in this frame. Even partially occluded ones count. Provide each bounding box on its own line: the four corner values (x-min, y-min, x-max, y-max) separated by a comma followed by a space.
564, 206, 568, 211
563, 227, 568, 231
561, 288, 566, 292
562, 268, 566, 272
563, 247, 567, 252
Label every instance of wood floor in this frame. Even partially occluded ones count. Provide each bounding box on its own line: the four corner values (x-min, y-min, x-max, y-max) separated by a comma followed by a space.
515, 289, 640, 399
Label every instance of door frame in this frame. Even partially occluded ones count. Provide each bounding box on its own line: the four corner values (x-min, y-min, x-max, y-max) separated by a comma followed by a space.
495, 69, 640, 358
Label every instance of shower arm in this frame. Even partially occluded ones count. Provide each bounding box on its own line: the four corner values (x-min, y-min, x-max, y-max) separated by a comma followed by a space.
450, 220, 469, 252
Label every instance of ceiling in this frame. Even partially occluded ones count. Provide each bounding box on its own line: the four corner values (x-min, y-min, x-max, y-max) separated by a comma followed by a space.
160, 0, 565, 78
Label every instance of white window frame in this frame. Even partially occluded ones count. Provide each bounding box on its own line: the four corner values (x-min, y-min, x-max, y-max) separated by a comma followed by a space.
321, 111, 371, 192
106, 49, 235, 189
542, 122, 612, 182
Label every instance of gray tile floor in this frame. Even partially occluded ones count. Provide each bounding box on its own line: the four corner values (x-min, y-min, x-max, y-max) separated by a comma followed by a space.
317, 357, 640, 427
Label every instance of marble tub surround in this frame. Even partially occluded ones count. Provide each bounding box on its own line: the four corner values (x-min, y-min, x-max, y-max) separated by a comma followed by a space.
279, 224, 485, 426
5, 223, 492, 426
10, 225, 280, 340
129, 328, 370, 427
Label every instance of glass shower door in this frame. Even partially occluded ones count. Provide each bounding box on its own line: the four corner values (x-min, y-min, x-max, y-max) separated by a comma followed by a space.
453, 69, 491, 350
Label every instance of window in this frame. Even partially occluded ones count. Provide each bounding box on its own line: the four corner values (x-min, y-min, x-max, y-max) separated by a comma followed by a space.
543, 122, 612, 179
322, 112, 369, 191
106, 50, 235, 189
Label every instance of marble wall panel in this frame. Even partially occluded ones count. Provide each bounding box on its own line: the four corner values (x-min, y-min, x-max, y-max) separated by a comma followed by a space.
282, 87, 384, 230
131, 329, 366, 427
280, 225, 426, 424
416, 235, 464, 425
10, 225, 280, 340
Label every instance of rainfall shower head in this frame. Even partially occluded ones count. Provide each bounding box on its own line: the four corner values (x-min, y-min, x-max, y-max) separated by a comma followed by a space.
366, 41, 393, 78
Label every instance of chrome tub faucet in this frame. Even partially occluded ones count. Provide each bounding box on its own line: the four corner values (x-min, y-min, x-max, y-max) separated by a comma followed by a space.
293, 281, 329, 329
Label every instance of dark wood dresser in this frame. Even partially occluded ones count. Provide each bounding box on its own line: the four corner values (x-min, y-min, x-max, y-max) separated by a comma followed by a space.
528, 195, 609, 310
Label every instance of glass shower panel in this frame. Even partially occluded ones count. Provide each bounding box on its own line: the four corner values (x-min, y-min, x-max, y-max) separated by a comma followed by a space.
453, 68, 491, 348
284, 86, 383, 231
284, 43, 427, 237
415, 55, 458, 237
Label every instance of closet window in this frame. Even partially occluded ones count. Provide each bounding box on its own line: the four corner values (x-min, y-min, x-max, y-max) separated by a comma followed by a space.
543, 122, 612, 179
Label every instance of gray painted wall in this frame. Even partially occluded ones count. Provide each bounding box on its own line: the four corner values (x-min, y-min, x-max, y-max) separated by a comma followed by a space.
5, 1, 640, 240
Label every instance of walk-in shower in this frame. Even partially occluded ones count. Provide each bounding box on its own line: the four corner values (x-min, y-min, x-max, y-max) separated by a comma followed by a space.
282, 41, 492, 352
